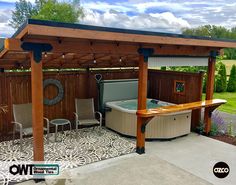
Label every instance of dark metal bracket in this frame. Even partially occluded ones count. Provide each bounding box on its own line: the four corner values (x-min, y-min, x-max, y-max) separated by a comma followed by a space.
136, 147, 145, 154
207, 106, 218, 118
21, 42, 53, 63
209, 50, 220, 59
141, 117, 154, 133
138, 48, 154, 62
141, 123, 147, 133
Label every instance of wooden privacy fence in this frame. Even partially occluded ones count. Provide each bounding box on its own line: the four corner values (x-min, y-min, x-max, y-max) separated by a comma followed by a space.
148, 70, 204, 129
0, 69, 203, 135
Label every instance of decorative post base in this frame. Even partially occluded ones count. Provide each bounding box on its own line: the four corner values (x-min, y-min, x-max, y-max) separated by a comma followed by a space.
136, 147, 145, 154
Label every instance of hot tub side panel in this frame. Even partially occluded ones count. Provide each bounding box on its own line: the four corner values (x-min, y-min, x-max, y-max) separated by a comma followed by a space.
106, 109, 191, 139
106, 109, 137, 136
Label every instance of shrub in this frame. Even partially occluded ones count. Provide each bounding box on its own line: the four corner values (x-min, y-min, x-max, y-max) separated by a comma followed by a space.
196, 121, 205, 135
210, 123, 219, 136
227, 64, 236, 92
215, 62, 227, 92
196, 110, 225, 136
160, 66, 166, 70
211, 110, 226, 134
227, 121, 235, 136
202, 76, 207, 93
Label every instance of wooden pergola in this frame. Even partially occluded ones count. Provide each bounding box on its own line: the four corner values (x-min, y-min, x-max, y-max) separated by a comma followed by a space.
1, 19, 236, 160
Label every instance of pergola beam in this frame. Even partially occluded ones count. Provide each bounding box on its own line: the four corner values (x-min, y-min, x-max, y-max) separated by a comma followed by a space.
26, 24, 236, 48
3, 38, 214, 57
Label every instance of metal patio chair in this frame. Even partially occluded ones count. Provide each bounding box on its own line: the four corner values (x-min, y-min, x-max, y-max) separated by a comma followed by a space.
74, 98, 102, 133
12, 103, 50, 152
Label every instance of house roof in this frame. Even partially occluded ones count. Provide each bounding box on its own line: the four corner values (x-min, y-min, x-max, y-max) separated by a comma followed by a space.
1, 19, 236, 70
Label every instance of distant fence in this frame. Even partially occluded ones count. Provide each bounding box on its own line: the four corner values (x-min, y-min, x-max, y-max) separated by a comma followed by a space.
0, 69, 203, 135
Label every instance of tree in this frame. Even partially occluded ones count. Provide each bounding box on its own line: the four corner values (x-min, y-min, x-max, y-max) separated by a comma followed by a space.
32, 0, 84, 23
9, 0, 37, 29
182, 25, 236, 59
227, 64, 236, 92
10, 0, 84, 29
215, 62, 227, 92
182, 25, 230, 39
160, 66, 166, 70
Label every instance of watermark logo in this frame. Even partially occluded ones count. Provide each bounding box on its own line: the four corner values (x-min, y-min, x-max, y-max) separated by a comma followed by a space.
9, 164, 59, 176
213, 162, 230, 178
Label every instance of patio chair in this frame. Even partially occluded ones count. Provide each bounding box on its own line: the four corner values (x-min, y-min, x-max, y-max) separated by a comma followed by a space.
12, 103, 50, 152
74, 98, 102, 132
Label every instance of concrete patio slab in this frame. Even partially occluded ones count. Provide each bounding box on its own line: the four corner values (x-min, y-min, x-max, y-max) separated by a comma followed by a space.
146, 133, 236, 185
17, 133, 236, 185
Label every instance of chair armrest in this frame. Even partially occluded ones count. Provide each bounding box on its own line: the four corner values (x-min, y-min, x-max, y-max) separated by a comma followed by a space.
74, 112, 79, 123
95, 111, 102, 126
12, 121, 23, 131
43, 117, 50, 132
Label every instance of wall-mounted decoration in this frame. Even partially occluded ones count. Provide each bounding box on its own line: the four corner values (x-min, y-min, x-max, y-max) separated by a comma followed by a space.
43, 79, 64, 105
174, 80, 185, 95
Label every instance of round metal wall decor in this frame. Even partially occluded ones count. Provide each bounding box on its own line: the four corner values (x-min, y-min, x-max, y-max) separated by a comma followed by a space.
43, 79, 64, 105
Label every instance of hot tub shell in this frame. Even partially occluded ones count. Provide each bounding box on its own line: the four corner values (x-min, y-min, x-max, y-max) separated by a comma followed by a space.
105, 100, 192, 139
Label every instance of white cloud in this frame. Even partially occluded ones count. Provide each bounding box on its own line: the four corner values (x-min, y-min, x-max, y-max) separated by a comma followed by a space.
133, 1, 187, 13
0, 22, 14, 37
1, 0, 38, 3
82, 1, 133, 13
81, 9, 190, 33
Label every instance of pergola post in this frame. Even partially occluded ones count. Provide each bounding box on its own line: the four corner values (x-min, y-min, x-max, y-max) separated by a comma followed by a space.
21, 42, 52, 161
136, 48, 154, 154
30, 52, 44, 161
204, 51, 218, 134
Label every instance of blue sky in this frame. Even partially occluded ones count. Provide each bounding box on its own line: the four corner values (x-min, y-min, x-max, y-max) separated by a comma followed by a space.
1, 0, 236, 37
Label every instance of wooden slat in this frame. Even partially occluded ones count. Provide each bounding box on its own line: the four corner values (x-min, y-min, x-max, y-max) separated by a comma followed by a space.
137, 99, 226, 117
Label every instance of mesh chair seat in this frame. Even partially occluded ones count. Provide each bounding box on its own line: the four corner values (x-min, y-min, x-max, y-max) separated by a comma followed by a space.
22, 127, 48, 135
74, 98, 102, 131
12, 103, 50, 152
78, 119, 100, 125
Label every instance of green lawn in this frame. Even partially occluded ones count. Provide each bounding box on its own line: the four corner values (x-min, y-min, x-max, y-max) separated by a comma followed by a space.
202, 92, 236, 114
222, 60, 236, 75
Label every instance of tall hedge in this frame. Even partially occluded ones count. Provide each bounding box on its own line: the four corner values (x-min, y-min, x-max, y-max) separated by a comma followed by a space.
215, 62, 227, 92
227, 64, 236, 92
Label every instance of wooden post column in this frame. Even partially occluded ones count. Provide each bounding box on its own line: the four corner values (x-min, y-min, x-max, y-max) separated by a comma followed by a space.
136, 48, 154, 154
30, 52, 44, 161
21, 42, 52, 161
204, 50, 218, 134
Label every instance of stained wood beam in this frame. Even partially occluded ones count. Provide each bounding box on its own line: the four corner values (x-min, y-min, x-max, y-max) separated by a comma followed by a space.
26, 24, 236, 48
3, 38, 214, 57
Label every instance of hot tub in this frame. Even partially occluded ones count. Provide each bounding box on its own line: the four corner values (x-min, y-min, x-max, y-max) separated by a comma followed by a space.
105, 99, 192, 139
